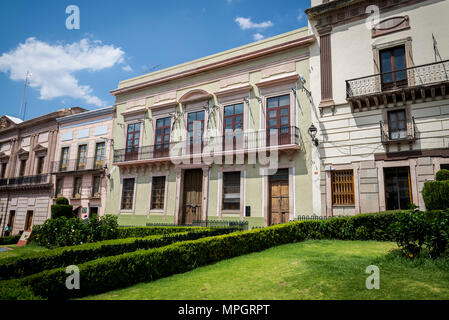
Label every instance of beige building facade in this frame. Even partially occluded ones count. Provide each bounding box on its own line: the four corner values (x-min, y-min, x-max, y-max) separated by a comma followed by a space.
0, 108, 85, 235
306, 0, 449, 216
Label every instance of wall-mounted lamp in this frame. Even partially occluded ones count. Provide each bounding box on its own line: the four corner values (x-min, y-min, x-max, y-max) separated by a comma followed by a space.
308, 124, 319, 146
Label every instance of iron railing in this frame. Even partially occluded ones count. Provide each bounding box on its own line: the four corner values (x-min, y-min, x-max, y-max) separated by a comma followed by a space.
145, 219, 249, 231
380, 116, 417, 143
0, 174, 50, 187
294, 215, 348, 221
114, 126, 299, 163
51, 157, 106, 173
346, 60, 449, 98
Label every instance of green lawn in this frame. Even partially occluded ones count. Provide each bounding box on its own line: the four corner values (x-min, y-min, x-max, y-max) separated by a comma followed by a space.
82, 240, 449, 300
0, 243, 48, 260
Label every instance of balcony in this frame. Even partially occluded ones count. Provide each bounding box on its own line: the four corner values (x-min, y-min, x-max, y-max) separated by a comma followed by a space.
113, 126, 300, 166
380, 116, 417, 146
346, 60, 449, 112
0, 174, 51, 190
51, 157, 106, 174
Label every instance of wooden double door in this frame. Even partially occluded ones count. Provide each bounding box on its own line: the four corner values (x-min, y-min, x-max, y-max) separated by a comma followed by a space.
269, 169, 289, 225
182, 169, 203, 225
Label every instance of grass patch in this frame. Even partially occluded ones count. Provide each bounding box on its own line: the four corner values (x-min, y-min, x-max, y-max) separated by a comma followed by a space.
82, 240, 449, 300
0, 244, 48, 260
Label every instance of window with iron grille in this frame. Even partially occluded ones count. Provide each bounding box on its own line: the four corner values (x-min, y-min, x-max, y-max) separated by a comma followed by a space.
151, 176, 166, 210
55, 178, 63, 197
331, 170, 355, 205
121, 178, 135, 210
222, 171, 241, 211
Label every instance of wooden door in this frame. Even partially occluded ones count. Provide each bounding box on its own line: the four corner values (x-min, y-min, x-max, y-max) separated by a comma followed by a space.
125, 123, 141, 161
25, 210, 33, 231
182, 169, 203, 225
8, 210, 15, 234
269, 180, 289, 225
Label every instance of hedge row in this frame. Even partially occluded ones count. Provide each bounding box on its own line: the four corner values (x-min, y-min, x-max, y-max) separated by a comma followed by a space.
6, 210, 448, 300
7, 211, 405, 299
0, 235, 20, 246
116, 226, 211, 239
0, 228, 234, 280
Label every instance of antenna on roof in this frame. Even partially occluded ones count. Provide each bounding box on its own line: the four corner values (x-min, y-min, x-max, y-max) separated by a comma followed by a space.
19, 71, 32, 120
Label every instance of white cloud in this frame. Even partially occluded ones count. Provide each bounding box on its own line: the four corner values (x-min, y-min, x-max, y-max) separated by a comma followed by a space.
122, 65, 133, 72
297, 11, 304, 22
0, 37, 126, 107
235, 17, 274, 30
253, 33, 265, 41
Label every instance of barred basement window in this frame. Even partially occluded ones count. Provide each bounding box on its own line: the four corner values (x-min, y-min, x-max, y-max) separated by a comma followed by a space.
331, 170, 355, 205
222, 171, 241, 211
121, 178, 135, 210
151, 176, 166, 210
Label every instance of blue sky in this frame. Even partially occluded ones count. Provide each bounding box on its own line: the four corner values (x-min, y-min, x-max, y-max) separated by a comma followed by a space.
0, 0, 309, 120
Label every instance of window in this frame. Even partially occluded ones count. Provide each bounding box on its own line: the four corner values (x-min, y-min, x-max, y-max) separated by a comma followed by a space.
154, 118, 171, 157
77, 145, 87, 170
331, 170, 355, 205
380, 45, 407, 90
222, 171, 241, 211
60, 147, 69, 171
441, 164, 449, 170
91, 176, 101, 198
266, 94, 291, 145
384, 167, 412, 210
55, 178, 63, 197
73, 177, 82, 199
121, 178, 135, 210
223, 103, 244, 150
125, 123, 141, 161
187, 111, 205, 152
36, 156, 45, 174
94, 142, 105, 169
19, 159, 27, 177
388, 109, 407, 140
151, 176, 166, 210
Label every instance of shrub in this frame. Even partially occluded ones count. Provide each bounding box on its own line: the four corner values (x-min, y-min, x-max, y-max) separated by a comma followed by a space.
55, 197, 69, 205
436, 169, 449, 181
0, 228, 232, 280
0, 235, 21, 245
390, 210, 449, 258
422, 180, 449, 210
31, 214, 119, 248
50, 204, 74, 219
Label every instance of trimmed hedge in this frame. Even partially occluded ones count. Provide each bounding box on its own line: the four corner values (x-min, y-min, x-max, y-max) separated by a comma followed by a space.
422, 180, 449, 210
5, 210, 448, 300
436, 169, 449, 181
0, 235, 20, 246
0, 228, 233, 280
116, 226, 210, 239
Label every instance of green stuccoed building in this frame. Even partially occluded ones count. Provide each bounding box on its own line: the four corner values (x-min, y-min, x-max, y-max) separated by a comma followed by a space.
105, 27, 318, 228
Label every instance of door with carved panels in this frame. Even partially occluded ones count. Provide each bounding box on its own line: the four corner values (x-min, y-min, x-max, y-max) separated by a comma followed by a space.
182, 169, 203, 225
269, 169, 289, 225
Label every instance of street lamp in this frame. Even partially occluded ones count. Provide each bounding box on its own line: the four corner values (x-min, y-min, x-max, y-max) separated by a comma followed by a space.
308, 124, 319, 146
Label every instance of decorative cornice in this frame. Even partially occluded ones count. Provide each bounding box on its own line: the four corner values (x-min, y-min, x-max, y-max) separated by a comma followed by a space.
121, 107, 147, 117
110, 35, 316, 96
179, 89, 213, 104
255, 74, 300, 89
214, 84, 253, 98
57, 106, 113, 124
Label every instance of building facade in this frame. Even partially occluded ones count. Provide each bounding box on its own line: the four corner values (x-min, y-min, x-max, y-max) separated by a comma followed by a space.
306, 0, 449, 216
51, 107, 113, 218
106, 28, 318, 227
0, 108, 85, 235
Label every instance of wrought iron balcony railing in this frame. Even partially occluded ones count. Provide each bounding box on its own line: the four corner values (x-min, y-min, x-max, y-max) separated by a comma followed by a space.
0, 174, 50, 188
380, 116, 417, 144
51, 157, 106, 173
114, 126, 300, 163
346, 60, 449, 98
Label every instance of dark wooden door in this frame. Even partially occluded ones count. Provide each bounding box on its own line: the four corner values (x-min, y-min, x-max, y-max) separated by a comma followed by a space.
25, 210, 33, 231
187, 111, 205, 154
269, 178, 289, 225
154, 117, 171, 158
384, 167, 412, 210
8, 211, 15, 233
380, 45, 407, 90
182, 169, 203, 225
